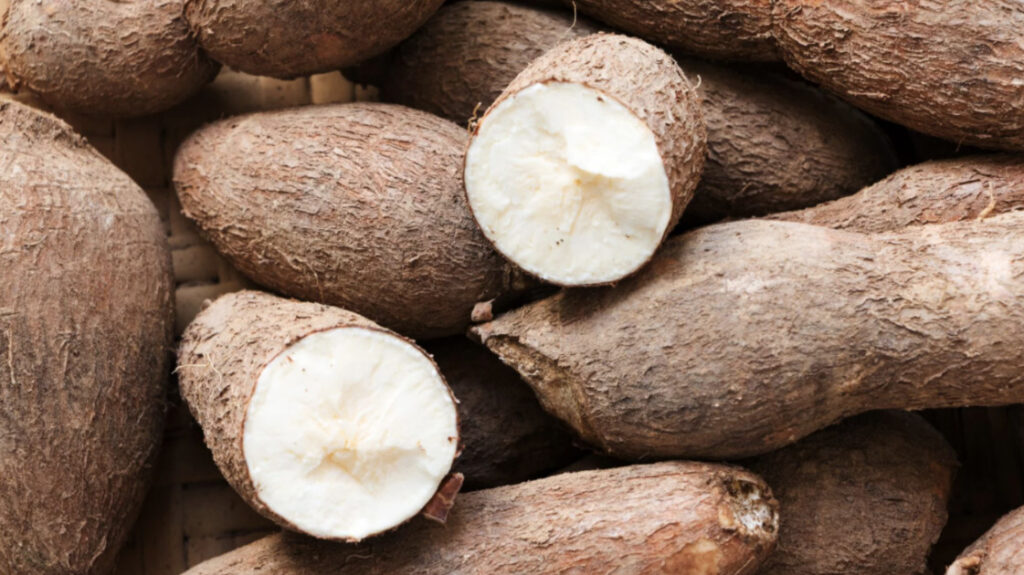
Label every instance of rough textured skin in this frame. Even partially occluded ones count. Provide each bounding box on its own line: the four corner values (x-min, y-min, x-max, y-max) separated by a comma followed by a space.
773, 0, 1024, 151
474, 33, 706, 283
570, 0, 778, 61
177, 291, 454, 540
0, 0, 219, 117
183, 462, 779, 575
771, 155, 1024, 232
174, 103, 522, 340
425, 337, 580, 490
0, 102, 173, 574
948, 506, 1024, 575
474, 212, 1024, 459
750, 412, 956, 575
184, 0, 445, 79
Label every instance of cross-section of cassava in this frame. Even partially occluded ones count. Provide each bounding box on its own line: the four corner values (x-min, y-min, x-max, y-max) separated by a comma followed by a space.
473, 211, 1024, 459
465, 34, 706, 286
177, 291, 459, 541
182, 462, 779, 575
173, 103, 524, 340
0, 0, 219, 117
0, 102, 173, 574
750, 412, 956, 575
948, 505, 1024, 575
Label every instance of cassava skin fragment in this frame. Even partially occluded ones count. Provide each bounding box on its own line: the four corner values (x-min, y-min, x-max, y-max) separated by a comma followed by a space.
177, 291, 459, 542
948, 506, 1024, 575
750, 412, 956, 575
426, 337, 580, 490
772, 0, 1024, 151
465, 34, 706, 286
182, 462, 779, 575
473, 212, 1024, 459
0, 0, 219, 117
184, 0, 444, 79
569, 0, 778, 62
0, 102, 173, 574
173, 103, 522, 340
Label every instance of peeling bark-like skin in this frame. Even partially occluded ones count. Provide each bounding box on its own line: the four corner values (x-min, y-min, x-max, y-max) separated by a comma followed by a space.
771, 155, 1024, 232
183, 462, 780, 575
473, 33, 706, 283
773, 0, 1024, 152
0, 102, 173, 574
184, 0, 444, 79
425, 337, 580, 490
948, 506, 1024, 575
750, 412, 956, 575
569, 0, 778, 61
177, 291, 456, 540
173, 103, 522, 340
473, 212, 1024, 459
0, 0, 219, 117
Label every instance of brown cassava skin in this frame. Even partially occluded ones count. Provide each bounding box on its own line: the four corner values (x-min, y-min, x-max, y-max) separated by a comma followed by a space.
0, 0, 219, 117
771, 155, 1024, 232
947, 506, 1024, 575
569, 0, 778, 61
773, 0, 1024, 151
184, 0, 444, 79
474, 212, 1024, 460
174, 103, 522, 340
425, 337, 580, 490
183, 461, 779, 575
0, 102, 173, 574
750, 411, 956, 575
177, 290, 456, 540
472, 33, 706, 284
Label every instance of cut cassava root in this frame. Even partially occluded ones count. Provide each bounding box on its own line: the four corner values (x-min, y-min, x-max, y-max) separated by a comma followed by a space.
948, 506, 1024, 575
474, 211, 1024, 460
183, 462, 779, 575
465, 33, 706, 286
177, 291, 459, 542
174, 103, 524, 340
0, 101, 173, 574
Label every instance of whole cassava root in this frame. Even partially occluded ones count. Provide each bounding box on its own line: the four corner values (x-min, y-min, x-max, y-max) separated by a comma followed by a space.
426, 338, 581, 490
174, 103, 523, 340
948, 506, 1024, 575
473, 211, 1024, 459
750, 411, 956, 575
184, 0, 444, 78
0, 0, 219, 117
772, 0, 1024, 151
182, 462, 780, 575
177, 291, 460, 542
0, 102, 173, 574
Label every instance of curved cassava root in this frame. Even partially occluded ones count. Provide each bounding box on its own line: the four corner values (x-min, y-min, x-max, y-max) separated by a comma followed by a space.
750, 411, 956, 575
178, 291, 460, 542
0, 0, 219, 117
184, 0, 444, 79
174, 103, 523, 340
182, 462, 780, 575
0, 101, 173, 574
948, 506, 1024, 575
474, 211, 1024, 459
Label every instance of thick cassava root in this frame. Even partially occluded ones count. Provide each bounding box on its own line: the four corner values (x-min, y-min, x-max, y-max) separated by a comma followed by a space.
184, 0, 444, 79
177, 291, 459, 542
174, 103, 523, 340
0, 101, 173, 574
474, 211, 1024, 459
465, 33, 705, 286
183, 462, 780, 575
948, 506, 1024, 575
750, 411, 956, 575
0, 0, 219, 117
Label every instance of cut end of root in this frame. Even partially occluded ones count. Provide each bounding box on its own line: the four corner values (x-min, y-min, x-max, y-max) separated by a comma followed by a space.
242, 327, 459, 541
722, 478, 779, 542
466, 82, 671, 286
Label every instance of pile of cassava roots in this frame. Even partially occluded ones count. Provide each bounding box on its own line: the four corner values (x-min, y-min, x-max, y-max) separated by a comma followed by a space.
4, 0, 1024, 573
